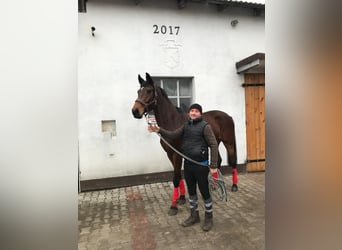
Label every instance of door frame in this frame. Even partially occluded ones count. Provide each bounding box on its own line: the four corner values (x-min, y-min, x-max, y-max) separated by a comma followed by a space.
236, 53, 265, 172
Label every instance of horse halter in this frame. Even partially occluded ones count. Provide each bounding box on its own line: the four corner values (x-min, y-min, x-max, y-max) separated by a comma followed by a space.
135, 86, 158, 114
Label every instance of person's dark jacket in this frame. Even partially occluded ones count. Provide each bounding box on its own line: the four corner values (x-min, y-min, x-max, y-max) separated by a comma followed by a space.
159, 116, 218, 169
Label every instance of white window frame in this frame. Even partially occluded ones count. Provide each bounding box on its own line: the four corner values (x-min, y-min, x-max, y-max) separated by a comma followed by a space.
153, 77, 193, 112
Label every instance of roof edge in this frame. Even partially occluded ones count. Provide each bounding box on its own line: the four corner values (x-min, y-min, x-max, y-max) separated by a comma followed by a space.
236, 53, 265, 74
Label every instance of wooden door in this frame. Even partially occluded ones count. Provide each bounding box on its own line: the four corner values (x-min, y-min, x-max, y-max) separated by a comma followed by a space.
243, 74, 265, 171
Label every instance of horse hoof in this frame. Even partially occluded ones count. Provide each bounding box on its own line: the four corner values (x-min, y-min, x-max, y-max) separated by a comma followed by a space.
231, 184, 238, 192
168, 206, 178, 216
177, 195, 186, 205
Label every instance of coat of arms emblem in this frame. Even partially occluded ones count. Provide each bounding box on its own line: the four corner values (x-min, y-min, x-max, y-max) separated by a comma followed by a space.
161, 40, 182, 69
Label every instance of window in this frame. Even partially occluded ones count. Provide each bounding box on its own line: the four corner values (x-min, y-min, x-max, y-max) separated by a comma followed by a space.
101, 120, 116, 138
153, 77, 193, 112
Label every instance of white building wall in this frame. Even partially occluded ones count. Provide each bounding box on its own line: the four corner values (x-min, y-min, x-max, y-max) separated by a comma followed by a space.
78, 0, 265, 180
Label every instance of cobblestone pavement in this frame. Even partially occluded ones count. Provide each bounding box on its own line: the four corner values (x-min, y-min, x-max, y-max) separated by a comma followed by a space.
78, 172, 265, 250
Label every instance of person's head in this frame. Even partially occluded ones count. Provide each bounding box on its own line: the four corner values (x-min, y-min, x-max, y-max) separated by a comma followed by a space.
188, 103, 202, 120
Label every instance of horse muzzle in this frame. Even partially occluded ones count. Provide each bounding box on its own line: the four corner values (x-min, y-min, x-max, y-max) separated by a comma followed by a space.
132, 108, 143, 119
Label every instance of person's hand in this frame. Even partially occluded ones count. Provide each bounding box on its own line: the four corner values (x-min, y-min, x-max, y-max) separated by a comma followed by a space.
148, 124, 160, 133
209, 168, 218, 189
210, 168, 218, 179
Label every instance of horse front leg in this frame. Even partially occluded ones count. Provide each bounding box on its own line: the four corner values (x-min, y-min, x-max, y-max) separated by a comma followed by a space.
174, 154, 186, 205
168, 153, 186, 216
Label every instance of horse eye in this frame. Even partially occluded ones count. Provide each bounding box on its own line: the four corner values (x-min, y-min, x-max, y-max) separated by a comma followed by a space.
146, 89, 153, 94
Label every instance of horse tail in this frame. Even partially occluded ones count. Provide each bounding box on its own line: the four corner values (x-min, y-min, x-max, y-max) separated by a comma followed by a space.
229, 118, 237, 168
230, 118, 238, 189
232, 129, 237, 167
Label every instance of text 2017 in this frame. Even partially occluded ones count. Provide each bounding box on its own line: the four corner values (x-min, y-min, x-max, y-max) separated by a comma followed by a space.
153, 25, 180, 35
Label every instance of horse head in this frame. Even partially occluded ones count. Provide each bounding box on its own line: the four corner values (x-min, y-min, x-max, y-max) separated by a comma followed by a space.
131, 72, 157, 119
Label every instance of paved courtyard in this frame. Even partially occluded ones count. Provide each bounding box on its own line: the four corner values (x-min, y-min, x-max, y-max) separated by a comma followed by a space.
78, 172, 265, 250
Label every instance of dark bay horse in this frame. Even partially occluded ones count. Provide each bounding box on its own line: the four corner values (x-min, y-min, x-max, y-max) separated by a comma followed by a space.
131, 73, 238, 216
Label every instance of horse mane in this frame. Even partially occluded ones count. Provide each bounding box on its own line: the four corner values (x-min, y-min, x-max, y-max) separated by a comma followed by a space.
176, 107, 183, 113
157, 86, 185, 114
158, 87, 169, 99
156, 86, 173, 107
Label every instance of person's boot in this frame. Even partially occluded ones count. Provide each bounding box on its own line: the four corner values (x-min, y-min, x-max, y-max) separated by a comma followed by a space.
202, 212, 213, 231
182, 209, 200, 227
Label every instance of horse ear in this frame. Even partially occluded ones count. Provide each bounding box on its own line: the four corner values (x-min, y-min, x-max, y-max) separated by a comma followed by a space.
145, 72, 154, 86
138, 74, 145, 85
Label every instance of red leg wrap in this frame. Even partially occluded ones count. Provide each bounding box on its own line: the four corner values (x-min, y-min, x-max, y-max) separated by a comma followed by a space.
232, 168, 238, 184
212, 172, 218, 179
179, 179, 185, 195
172, 187, 179, 206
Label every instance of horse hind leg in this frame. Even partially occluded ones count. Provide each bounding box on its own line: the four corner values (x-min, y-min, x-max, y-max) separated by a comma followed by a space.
224, 142, 238, 192
217, 152, 222, 169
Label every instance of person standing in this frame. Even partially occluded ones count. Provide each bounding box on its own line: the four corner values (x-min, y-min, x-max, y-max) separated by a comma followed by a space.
148, 103, 218, 231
